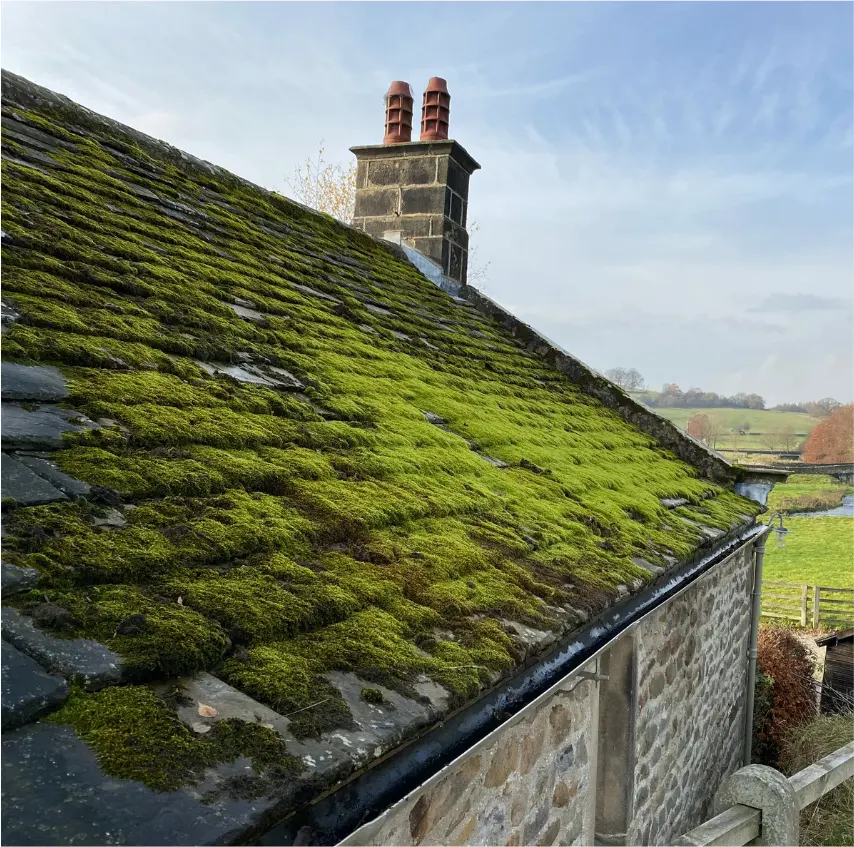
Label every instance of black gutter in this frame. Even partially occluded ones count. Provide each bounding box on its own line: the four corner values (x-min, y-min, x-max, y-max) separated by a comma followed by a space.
256, 521, 764, 847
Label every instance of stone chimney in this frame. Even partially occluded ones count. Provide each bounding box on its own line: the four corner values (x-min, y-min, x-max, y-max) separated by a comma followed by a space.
350, 77, 480, 286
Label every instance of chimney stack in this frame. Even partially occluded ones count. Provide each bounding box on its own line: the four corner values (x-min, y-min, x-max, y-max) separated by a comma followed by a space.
420, 77, 450, 141
384, 81, 413, 144
351, 77, 480, 287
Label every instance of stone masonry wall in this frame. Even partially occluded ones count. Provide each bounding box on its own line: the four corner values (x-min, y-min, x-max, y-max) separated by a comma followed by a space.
628, 542, 755, 845
348, 668, 596, 847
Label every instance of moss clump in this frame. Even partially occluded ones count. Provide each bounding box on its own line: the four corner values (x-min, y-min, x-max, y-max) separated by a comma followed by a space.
49, 685, 301, 793
361, 687, 385, 705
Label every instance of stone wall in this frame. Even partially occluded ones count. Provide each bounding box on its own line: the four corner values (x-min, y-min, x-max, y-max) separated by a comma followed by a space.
344, 542, 756, 847
346, 666, 596, 847
628, 543, 754, 845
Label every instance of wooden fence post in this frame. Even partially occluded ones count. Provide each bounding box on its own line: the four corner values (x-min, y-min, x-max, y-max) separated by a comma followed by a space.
800, 585, 808, 627
812, 587, 821, 628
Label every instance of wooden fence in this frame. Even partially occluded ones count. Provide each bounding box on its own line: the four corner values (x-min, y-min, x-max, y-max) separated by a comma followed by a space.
762, 581, 854, 628
676, 742, 854, 846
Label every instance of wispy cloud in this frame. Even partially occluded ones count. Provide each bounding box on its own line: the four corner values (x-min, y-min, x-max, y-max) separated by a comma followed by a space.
749, 294, 850, 313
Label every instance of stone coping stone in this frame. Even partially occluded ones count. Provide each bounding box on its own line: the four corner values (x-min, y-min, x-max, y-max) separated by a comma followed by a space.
1, 639, 68, 729
14, 454, 92, 498
290, 282, 342, 305
195, 361, 304, 391
661, 497, 689, 510
162, 670, 449, 782
1, 723, 285, 847
1, 299, 21, 333
1, 608, 122, 690
227, 303, 267, 323
364, 303, 392, 317
1, 562, 39, 597
2, 453, 68, 505
1, 363, 69, 402
1, 403, 96, 450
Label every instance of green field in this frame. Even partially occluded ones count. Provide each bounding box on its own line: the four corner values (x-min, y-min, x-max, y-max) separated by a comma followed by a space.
762, 517, 853, 587
645, 406, 822, 452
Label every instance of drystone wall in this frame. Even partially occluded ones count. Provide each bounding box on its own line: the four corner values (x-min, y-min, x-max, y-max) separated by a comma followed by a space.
347, 666, 597, 847
628, 543, 755, 845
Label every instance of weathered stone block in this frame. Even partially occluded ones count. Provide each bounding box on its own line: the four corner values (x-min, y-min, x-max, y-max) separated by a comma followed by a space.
1, 453, 68, 505
368, 158, 405, 187
404, 157, 437, 185
440, 215, 469, 246
409, 236, 445, 265
1, 607, 122, 690
522, 802, 549, 845
15, 454, 91, 498
400, 185, 446, 216
396, 217, 433, 239
1, 723, 284, 846
354, 188, 399, 218
356, 160, 368, 189
1, 562, 39, 597
1, 363, 68, 402
485, 735, 520, 788
539, 818, 561, 846
435, 156, 472, 198
2, 402, 100, 451
2, 640, 68, 729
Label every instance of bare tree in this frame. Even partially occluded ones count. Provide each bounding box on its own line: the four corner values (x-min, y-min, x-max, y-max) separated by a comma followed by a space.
466, 219, 491, 287
780, 424, 798, 452
605, 367, 645, 390
285, 141, 356, 224
706, 419, 726, 450
764, 431, 784, 453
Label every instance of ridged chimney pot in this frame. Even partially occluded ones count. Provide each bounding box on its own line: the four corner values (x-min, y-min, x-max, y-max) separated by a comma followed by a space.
420, 77, 451, 142
384, 81, 414, 145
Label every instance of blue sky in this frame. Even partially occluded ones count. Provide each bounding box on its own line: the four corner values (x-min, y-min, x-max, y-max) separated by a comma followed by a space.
2, 1, 851, 404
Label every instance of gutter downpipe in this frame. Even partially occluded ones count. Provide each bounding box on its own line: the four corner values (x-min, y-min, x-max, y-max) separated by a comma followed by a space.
743, 524, 771, 766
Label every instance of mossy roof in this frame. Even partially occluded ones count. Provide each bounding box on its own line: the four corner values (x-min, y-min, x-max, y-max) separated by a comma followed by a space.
1, 72, 760, 806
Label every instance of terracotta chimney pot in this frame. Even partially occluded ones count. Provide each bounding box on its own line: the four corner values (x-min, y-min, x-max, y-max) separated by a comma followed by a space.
384, 81, 414, 144
420, 77, 451, 141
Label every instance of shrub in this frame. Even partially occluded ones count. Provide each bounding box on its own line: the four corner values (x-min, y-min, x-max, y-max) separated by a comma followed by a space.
753, 625, 817, 767
780, 710, 854, 846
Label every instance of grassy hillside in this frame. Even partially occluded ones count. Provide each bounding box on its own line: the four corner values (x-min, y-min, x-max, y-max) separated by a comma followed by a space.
634, 403, 822, 452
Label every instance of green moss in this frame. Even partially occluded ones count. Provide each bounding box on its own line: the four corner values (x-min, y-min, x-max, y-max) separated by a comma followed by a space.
49, 685, 301, 792
1, 91, 761, 739
361, 687, 385, 705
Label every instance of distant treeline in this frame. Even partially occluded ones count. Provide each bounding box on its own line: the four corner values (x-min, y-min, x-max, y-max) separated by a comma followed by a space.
769, 399, 843, 417
647, 384, 766, 410
607, 367, 844, 417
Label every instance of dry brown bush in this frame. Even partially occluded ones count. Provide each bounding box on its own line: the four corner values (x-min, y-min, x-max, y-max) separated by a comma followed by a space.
753, 625, 817, 766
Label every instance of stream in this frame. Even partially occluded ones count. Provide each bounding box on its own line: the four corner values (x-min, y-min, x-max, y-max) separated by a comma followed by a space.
789, 494, 854, 518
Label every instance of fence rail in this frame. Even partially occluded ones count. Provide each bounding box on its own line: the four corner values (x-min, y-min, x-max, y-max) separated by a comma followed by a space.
761, 580, 854, 628
676, 741, 854, 846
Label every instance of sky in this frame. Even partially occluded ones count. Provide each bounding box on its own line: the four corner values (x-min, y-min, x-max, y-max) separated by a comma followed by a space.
2, 1, 852, 405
